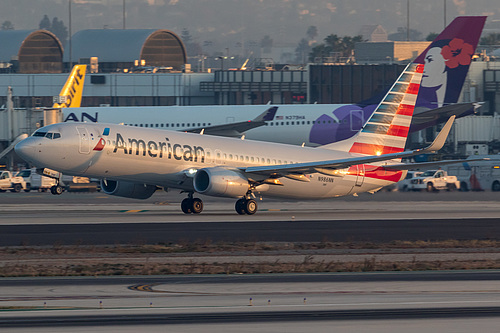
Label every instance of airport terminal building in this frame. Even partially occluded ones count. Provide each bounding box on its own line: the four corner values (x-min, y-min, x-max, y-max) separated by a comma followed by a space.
1, 28, 500, 163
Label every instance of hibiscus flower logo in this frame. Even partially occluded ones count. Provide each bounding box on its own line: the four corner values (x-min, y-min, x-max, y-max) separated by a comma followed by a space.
440, 38, 474, 69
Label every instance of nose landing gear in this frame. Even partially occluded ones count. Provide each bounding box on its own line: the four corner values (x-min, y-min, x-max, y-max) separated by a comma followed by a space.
181, 193, 203, 214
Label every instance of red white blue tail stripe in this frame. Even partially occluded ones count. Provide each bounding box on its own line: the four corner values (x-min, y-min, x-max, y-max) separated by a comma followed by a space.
349, 63, 424, 156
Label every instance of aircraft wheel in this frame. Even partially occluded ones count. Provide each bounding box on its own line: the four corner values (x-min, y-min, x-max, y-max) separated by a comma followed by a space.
244, 199, 258, 215
191, 198, 203, 214
51, 185, 64, 195
181, 198, 192, 214
235, 199, 246, 215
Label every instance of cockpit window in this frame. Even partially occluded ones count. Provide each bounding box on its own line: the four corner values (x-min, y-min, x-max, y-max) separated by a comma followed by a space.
32, 131, 61, 139
33, 131, 47, 137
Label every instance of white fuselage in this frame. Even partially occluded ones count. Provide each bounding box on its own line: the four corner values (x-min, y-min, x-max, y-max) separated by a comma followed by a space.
63, 104, 367, 147
16, 122, 405, 200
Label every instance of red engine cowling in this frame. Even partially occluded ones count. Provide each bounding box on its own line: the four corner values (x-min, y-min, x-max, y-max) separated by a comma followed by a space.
193, 167, 249, 198
100, 180, 157, 199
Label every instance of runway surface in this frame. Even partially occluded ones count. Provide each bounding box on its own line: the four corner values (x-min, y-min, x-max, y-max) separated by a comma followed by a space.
1, 191, 500, 245
1, 191, 499, 331
1, 271, 500, 332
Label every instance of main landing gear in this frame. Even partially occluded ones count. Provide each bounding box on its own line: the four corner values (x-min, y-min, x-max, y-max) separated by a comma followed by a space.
235, 197, 258, 215
181, 192, 203, 214
180, 192, 258, 215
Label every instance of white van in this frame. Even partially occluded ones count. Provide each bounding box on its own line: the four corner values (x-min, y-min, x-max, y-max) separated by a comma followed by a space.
445, 155, 500, 192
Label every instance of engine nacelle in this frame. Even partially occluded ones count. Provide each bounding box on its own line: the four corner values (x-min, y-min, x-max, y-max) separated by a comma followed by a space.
193, 167, 249, 198
100, 180, 157, 199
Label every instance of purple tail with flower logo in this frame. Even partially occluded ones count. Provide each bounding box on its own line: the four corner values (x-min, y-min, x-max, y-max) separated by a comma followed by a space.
413, 16, 486, 111
308, 16, 486, 146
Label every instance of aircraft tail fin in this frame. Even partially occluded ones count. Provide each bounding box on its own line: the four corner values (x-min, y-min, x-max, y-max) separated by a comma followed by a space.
52, 65, 87, 108
414, 16, 486, 109
323, 63, 424, 155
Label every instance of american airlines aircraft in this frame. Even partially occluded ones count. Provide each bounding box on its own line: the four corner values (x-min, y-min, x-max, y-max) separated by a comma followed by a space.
16, 63, 458, 215
62, 16, 485, 147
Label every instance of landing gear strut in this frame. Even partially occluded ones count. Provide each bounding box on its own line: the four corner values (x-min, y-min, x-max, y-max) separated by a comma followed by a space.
181, 193, 203, 214
235, 197, 258, 215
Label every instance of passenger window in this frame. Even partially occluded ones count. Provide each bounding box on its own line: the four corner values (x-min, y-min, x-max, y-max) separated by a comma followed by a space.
251, 157, 254, 163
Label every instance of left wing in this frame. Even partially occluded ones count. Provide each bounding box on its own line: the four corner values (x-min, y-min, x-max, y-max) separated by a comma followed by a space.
186, 106, 278, 137
243, 116, 455, 178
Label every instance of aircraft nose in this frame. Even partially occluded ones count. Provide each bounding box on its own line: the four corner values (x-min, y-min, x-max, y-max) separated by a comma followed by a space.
14, 139, 36, 162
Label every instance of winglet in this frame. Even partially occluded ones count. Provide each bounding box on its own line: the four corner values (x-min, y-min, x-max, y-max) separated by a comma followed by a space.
423, 115, 455, 153
252, 106, 278, 122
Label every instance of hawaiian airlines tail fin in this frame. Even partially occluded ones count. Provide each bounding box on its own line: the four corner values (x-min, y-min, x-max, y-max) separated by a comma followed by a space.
323, 63, 424, 155
52, 65, 87, 108
414, 16, 486, 110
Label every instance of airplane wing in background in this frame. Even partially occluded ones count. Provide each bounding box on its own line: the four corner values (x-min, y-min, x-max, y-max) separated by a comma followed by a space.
384, 157, 490, 171
186, 106, 278, 137
411, 102, 481, 131
242, 116, 456, 179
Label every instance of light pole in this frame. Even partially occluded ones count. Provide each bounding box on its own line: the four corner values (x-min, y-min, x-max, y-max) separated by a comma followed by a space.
123, 0, 126, 29
68, 0, 72, 70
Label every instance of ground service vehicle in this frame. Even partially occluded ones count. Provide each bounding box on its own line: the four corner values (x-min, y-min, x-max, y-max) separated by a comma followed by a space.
16, 168, 58, 192
410, 170, 460, 192
398, 171, 423, 192
445, 155, 500, 191
0, 170, 26, 193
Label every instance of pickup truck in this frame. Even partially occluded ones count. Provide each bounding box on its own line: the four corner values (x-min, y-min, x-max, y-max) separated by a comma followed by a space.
0, 170, 26, 193
409, 169, 460, 192
16, 168, 57, 192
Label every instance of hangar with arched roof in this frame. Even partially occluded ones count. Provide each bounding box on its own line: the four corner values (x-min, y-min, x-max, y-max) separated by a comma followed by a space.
0, 30, 63, 73
64, 29, 187, 72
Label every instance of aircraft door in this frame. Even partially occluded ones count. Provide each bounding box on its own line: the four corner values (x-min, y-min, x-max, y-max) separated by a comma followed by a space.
350, 110, 364, 132
355, 164, 365, 187
76, 127, 90, 154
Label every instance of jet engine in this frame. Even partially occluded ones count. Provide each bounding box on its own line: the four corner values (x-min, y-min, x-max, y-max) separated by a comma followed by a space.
100, 179, 157, 199
193, 167, 249, 198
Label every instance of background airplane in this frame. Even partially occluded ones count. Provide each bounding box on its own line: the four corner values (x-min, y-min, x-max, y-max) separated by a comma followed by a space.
62, 16, 485, 147
16, 63, 459, 215
52, 64, 87, 108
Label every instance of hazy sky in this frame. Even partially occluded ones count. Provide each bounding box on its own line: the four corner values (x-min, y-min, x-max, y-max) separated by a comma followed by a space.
1, 0, 498, 53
